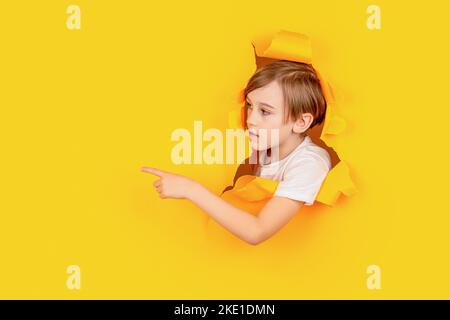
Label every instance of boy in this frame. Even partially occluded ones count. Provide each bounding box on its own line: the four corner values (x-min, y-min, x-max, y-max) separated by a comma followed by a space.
141, 60, 331, 245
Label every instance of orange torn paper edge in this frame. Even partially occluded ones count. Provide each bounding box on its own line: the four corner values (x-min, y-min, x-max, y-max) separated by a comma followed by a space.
226, 30, 357, 207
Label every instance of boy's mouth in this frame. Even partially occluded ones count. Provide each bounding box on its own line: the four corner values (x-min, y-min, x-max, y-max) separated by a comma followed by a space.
248, 129, 259, 138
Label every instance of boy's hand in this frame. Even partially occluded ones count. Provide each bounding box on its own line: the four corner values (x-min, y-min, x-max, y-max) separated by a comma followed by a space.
140, 166, 198, 199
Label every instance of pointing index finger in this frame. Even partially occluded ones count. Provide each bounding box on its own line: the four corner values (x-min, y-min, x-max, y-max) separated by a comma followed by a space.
140, 166, 167, 177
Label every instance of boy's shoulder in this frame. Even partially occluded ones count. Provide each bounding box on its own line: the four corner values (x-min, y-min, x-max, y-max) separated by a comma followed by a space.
288, 136, 332, 171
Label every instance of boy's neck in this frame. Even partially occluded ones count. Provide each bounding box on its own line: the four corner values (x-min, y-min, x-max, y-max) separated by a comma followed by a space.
269, 134, 306, 163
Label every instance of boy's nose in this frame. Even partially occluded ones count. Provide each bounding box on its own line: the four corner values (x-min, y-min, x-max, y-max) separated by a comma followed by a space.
246, 109, 258, 127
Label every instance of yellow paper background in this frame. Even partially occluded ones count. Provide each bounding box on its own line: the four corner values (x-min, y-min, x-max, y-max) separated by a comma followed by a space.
1, 0, 449, 299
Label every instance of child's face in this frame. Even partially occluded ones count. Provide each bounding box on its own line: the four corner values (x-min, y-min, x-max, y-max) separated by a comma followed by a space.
245, 80, 297, 151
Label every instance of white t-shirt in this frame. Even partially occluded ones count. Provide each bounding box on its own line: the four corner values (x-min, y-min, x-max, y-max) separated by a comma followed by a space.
255, 135, 331, 206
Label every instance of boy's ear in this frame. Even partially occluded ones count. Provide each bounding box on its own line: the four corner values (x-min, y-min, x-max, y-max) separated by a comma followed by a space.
293, 113, 314, 134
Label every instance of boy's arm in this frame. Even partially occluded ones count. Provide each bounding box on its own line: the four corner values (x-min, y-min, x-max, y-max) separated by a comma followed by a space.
188, 182, 304, 245
141, 166, 304, 245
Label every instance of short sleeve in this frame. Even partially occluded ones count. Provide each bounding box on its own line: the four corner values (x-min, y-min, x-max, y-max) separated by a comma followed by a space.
274, 154, 330, 206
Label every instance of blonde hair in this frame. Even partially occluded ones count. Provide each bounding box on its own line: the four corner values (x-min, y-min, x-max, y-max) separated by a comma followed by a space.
242, 60, 327, 131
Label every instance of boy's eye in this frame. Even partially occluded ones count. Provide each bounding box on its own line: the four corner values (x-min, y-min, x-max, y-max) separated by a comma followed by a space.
245, 102, 270, 116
